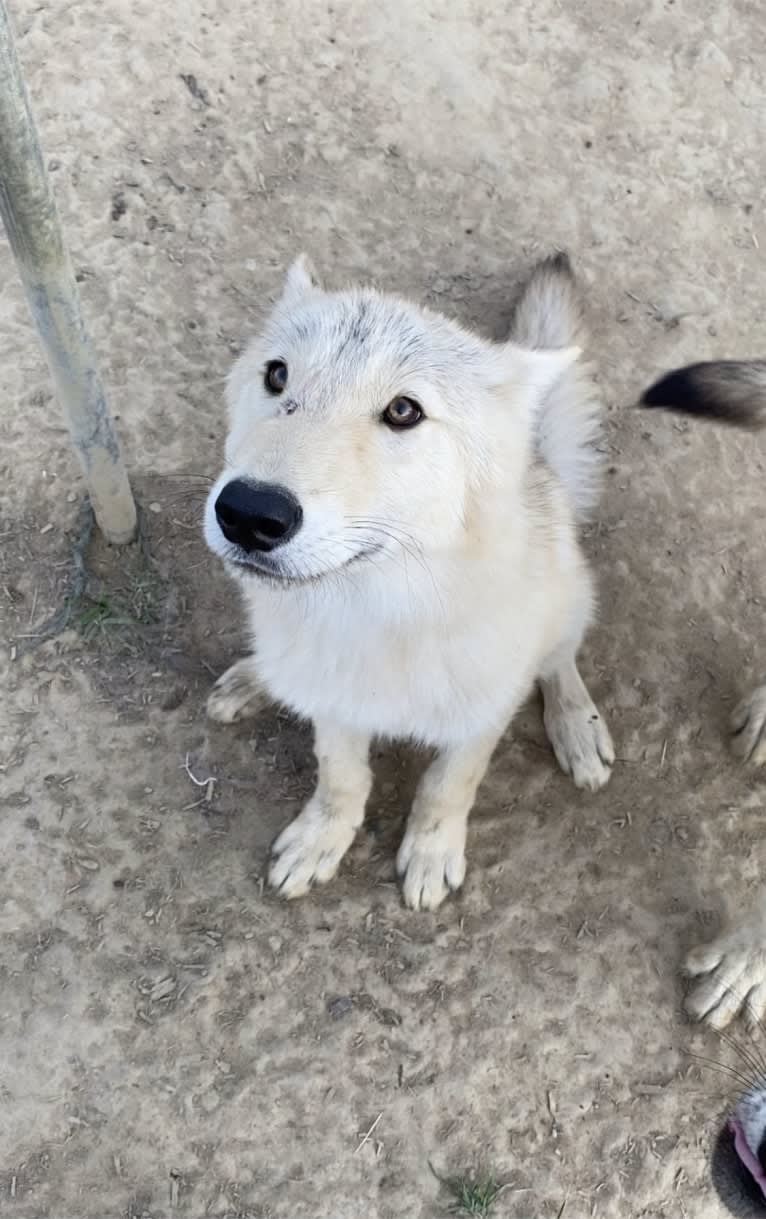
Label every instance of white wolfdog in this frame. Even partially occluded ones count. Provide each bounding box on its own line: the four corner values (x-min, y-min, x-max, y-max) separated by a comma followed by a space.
644, 360, 766, 1031
204, 253, 614, 910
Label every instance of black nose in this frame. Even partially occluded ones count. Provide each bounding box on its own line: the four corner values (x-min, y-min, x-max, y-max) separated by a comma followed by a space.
214, 479, 303, 554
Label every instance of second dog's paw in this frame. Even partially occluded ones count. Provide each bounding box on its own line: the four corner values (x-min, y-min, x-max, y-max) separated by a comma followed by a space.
685, 932, 766, 1030
545, 702, 614, 792
396, 822, 466, 912
731, 683, 766, 765
269, 801, 357, 899
207, 658, 266, 724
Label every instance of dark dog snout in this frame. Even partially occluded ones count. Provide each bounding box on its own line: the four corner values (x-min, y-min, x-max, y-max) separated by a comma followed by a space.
215, 479, 303, 553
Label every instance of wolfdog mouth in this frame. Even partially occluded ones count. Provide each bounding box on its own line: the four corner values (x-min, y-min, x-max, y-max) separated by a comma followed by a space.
711, 1117, 766, 1214
228, 543, 383, 586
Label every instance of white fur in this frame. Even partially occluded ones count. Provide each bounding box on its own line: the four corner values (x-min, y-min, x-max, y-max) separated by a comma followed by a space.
205, 255, 613, 909
510, 254, 602, 520
681, 683, 766, 1028
685, 898, 766, 1032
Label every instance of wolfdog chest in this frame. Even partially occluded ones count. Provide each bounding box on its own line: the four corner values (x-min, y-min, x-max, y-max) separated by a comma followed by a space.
244, 573, 557, 746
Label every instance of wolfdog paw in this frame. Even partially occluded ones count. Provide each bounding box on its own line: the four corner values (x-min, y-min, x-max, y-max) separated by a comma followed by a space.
685, 930, 766, 1030
207, 658, 267, 724
396, 822, 467, 912
269, 800, 358, 898
545, 701, 614, 791
731, 683, 766, 765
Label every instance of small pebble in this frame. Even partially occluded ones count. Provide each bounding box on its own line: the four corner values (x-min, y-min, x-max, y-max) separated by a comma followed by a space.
327, 995, 354, 1019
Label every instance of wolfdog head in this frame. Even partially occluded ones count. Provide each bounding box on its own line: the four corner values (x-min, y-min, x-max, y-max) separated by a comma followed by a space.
204, 257, 576, 585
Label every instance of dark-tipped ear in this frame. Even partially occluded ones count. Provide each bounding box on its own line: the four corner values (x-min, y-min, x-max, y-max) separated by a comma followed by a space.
278, 254, 322, 310
642, 360, 766, 429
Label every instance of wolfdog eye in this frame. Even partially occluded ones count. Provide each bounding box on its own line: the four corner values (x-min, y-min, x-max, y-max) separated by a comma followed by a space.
382, 396, 423, 429
264, 360, 288, 394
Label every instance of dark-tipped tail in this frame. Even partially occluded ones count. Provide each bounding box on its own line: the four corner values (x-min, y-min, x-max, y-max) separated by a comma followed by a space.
642, 360, 766, 429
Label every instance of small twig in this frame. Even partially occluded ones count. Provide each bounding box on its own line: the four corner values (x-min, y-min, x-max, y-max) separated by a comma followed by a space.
354, 1112, 383, 1154
182, 754, 217, 802
547, 1089, 559, 1138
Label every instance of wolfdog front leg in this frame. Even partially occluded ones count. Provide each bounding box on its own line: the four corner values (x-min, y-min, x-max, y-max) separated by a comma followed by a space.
269, 720, 372, 898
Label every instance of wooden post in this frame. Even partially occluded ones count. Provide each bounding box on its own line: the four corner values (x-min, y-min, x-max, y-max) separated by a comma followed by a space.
0, 0, 137, 543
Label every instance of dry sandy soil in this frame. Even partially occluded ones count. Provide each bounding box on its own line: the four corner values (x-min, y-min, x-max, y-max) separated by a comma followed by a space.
2, 0, 766, 1215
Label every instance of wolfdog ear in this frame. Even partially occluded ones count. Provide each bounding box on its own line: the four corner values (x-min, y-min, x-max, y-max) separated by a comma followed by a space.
498, 342, 581, 397
278, 254, 322, 309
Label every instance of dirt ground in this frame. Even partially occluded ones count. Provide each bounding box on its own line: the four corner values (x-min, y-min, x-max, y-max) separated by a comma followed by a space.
2, 0, 766, 1215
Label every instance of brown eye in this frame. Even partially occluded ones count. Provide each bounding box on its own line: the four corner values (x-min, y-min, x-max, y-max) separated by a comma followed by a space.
265, 359, 288, 394
382, 396, 423, 429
